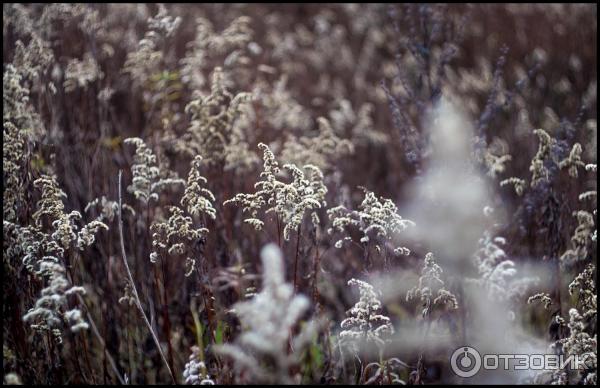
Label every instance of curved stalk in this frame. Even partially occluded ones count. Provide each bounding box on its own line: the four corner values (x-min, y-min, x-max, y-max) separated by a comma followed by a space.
117, 171, 176, 383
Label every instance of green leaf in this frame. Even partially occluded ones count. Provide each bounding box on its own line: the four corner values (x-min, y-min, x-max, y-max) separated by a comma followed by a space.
214, 321, 225, 345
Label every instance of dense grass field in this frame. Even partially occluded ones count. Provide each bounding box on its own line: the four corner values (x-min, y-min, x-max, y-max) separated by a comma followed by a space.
2, 3, 597, 385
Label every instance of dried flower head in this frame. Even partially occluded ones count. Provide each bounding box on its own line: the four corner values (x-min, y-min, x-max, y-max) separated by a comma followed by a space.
123, 5, 180, 85
216, 244, 315, 384
150, 206, 208, 271
124, 137, 185, 204
407, 252, 458, 317
225, 143, 327, 240
280, 116, 354, 172
500, 177, 526, 196
568, 264, 596, 315
527, 293, 553, 310
76, 220, 109, 250
181, 67, 252, 165
529, 128, 557, 187
559, 143, 586, 178
183, 346, 214, 385
340, 278, 394, 354
3, 122, 27, 221
84, 195, 136, 223
327, 187, 414, 255
560, 210, 596, 265
471, 231, 536, 303
181, 16, 253, 88
181, 155, 216, 220
63, 53, 104, 92
22, 260, 88, 336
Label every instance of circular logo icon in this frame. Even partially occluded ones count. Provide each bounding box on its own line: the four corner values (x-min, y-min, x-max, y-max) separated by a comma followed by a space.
450, 346, 482, 378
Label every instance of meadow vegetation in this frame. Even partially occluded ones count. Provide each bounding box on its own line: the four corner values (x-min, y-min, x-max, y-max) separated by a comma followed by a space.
2, 3, 597, 385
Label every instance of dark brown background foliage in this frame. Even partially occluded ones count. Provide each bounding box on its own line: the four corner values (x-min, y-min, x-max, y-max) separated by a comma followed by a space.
3, 3, 597, 385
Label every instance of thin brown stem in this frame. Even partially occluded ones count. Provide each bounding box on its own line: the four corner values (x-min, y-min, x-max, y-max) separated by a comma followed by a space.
117, 170, 175, 383
160, 258, 175, 377
293, 224, 302, 292
276, 215, 282, 248
80, 332, 96, 384
312, 228, 320, 305
73, 293, 124, 384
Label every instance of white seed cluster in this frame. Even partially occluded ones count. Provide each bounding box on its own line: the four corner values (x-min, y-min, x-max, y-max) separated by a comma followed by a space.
63, 53, 104, 92
180, 16, 253, 89
568, 264, 596, 316
537, 265, 597, 384
181, 67, 253, 165
327, 188, 414, 255
181, 155, 216, 220
16, 176, 109, 340
150, 206, 208, 274
20, 248, 89, 336
280, 116, 354, 172
500, 177, 526, 196
225, 143, 327, 240
124, 137, 185, 204
123, 4, 181, 85
527, 293, 553, 310
33, 176, 108, 251
340, 278, 394, 353
559, 143, 586, 178
407, 253, 458, 317
216, 244, 315, 384
182, 346, 214, 385
471, 231, 536, 303
561, 210, 596, 265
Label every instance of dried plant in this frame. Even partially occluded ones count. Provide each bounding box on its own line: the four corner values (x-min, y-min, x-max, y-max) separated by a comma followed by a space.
280, 116, 354, 172
180, 16, 253, 89
181, 155, 216, 220
327, 187, 414, 260
123, 4, 181, 86
499, 126, 584, 199
535, 265, 597, 384
180, 67, 253, 165
2, 3, 596, 385
560, 210, 596, 266
469, 231, 536, 304
150, 206, 207, 276
407, 252, 458, 316
559, 143, 586, 178
183, 346, 214, 385
528, 292, 553, 310
22, 261, 89, 336
216, 244, 316, 384
84, 195, 136, 223
14, 176, 105, 343
124, 137, 185, 204
63, 53, 103, 93
529, 128, 558, 188
340, 278, 409, 385
340, 278, 394, 354
328, 100, 389, 146
225, 143, 327, 240
3, 122, 28, 221
253, 75, 312, 132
